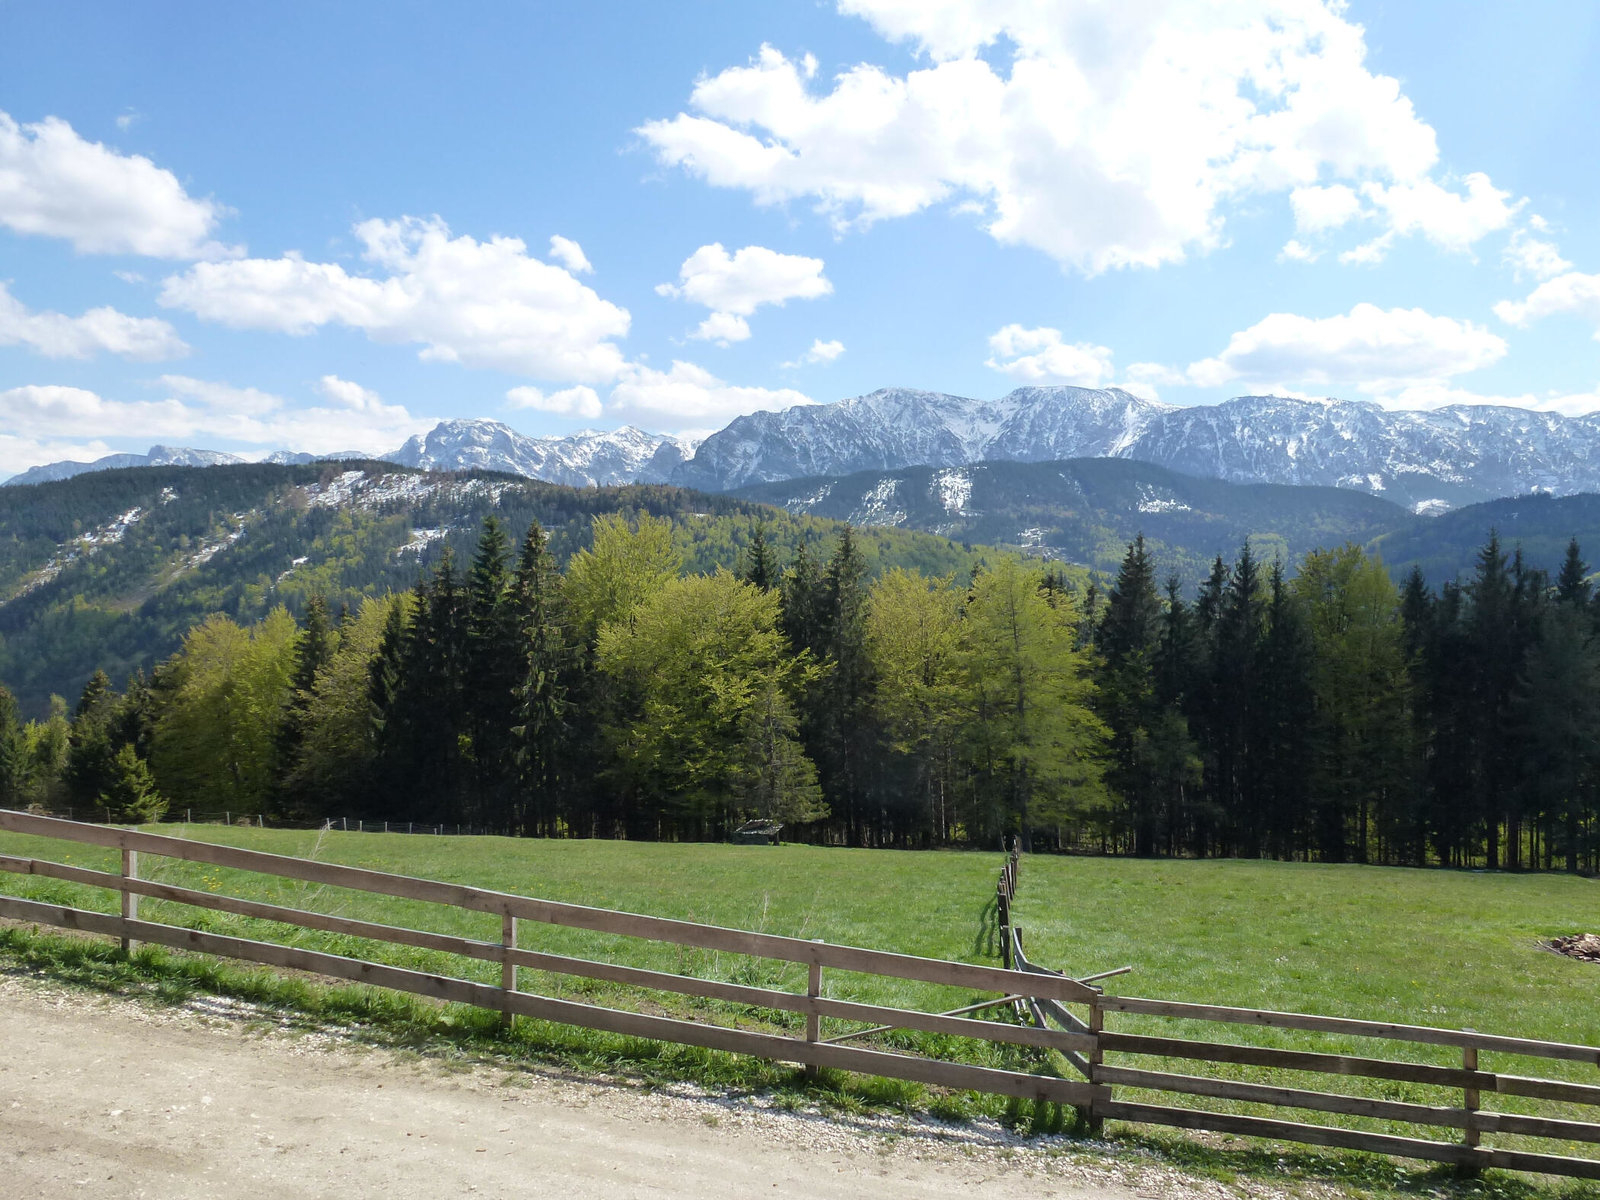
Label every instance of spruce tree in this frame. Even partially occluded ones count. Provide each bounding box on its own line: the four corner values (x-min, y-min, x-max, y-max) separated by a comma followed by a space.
739, 519, 779, 591
0, 685, 25, 809
465, 518, 521, 829
1097, 536, 1166, 854
1557, 538, 1590, 607
512, 520, 569, 837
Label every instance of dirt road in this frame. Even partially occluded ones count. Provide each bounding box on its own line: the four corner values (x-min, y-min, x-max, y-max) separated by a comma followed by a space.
0, 974, 1245, 1200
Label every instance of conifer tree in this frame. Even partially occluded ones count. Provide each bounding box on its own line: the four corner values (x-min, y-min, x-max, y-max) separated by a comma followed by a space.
739, 518, 779, 591
0, 685, 25, 809
465, 518, 521, 828
512, 520, 569, 836
1097, 536, 1167, 854
814, 528, 878, 845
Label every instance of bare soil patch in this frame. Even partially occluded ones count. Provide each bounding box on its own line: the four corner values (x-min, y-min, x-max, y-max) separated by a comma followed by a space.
0, 971, 1308, 1200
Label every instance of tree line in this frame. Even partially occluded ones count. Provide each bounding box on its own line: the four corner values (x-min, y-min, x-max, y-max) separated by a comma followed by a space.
2, 512, 1596, 872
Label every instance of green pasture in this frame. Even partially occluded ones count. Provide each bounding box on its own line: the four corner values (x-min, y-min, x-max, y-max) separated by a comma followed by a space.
2, 826, 1598, 1184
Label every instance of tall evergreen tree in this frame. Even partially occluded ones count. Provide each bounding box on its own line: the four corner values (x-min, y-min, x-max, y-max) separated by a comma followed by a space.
511, 520, 569, 837
0, 685, 25, 809
812, 528, 878, 845
465, 518, 522, 829
1097, 536, 1167, 854
739, 519, 780, 591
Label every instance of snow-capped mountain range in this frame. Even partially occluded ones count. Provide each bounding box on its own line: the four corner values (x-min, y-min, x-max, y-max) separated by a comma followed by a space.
8, 386, 1600, 511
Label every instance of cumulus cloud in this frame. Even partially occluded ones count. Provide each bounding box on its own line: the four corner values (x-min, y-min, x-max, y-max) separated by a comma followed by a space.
1503, 224, 1571, 281
0, 112, 235, 258
1184, 303, 1507, 394
781, 337, 845, 368
690, 311, 752, 345
985, 324, 1115, 386
0, 282, 189, 360
1495, 271, 1600, 337
1377, 381, 1600, 417
658, 242, 830, 343
316, 374, 387, 412
548, 235, 593, 274
639, 5, 1509, 273
0, 376, 431, 473
608, 360, 812, 426
504, 384, 604, 419
159, 216, 631, 380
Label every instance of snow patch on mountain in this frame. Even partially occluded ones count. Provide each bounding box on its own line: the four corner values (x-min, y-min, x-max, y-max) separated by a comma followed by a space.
933, 468, 973, 514
5, 445, 245, 487
386, 419, 693, 488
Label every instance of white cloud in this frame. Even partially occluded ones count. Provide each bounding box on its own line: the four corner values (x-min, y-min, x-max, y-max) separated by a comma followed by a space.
1356, 173, 1518, 257
548, 235, 593, 274
1503, 225, 1571, 281
504, 384, 604, 419
0, 112, 234, 258
640, 7, 1506, 274
1278, 239, 1319, 263
1378, 381, 1600, 418
658, 243, 831, 316
690, 311, 752, 345
1290, 184, 1362, 234
985, 324, 1115, 386
0, 432, 119, 480
608, 360, 812, 427
0, 377, 431, 472
1184, 303, 1507, 394
316, 374, 386, 412
159, 216, 631, 380
1495, 271, 1600, 337
782, 337, 845, 368
0, 282, 189, 360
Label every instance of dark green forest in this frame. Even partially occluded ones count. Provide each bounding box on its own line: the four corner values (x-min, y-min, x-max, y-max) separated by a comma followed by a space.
5, 504, 1599, 874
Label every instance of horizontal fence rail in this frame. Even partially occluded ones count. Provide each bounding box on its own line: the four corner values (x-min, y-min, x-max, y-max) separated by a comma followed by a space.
996, 850, 1600, 1181
4, 809, 1599, 1180
0, 809, 1099, 1110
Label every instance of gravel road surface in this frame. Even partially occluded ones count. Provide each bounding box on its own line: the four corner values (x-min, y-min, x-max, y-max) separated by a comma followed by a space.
0, 972, 1286, 1200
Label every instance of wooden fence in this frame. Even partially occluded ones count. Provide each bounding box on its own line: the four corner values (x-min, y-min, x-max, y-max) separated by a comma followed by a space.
2, 809, 1598, 1180
997, 853, 1600, 1180
0, 809, 1102, 1110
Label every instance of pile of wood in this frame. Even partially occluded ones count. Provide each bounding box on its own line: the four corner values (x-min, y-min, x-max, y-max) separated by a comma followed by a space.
1549, 933, 1600, 962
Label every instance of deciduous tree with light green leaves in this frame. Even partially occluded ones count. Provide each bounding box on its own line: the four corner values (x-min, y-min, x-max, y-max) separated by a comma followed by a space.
151, 608, 300, 815
864, 568, 964, 842
597, 570, 821, 836
959, 557, 1108, 847
1292, 544, 1413, 862
564, 512, 682, 643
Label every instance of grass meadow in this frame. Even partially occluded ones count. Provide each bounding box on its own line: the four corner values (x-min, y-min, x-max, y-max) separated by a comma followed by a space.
2, 826, 1598, 1190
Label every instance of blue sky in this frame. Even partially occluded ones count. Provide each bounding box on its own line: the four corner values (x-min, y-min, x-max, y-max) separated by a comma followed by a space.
1, 1, 1598, 477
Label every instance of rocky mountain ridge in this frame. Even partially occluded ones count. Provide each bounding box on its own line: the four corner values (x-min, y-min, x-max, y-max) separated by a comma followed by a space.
9, 387, 1600, 510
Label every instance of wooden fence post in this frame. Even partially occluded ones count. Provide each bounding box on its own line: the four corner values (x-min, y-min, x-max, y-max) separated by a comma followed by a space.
501, 912, 518, 1029
120, 848, 138, 954
1462, 1034, 1481, 1174
805, 939, 823, 1079
1087, 992, 1105, 1133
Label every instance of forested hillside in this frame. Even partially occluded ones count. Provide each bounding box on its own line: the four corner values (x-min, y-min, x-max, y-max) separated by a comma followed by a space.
732, 457, 1408, 578
0, 463, 1001, 714
4, 512, 1597, 875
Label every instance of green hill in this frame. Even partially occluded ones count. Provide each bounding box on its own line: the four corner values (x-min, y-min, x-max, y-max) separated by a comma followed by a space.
0, 462, 1005, 715
733, 458, 1410, 581
1371, 491, 1600, 585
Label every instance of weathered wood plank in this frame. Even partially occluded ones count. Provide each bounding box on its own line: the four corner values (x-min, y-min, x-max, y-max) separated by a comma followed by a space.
1096, 1065, 1471, 1128
1477, 1111, 1600, 1145
1484, 1149, 1600, 1180
1099, 1032, 1489, 1090
1095, 1100, 1486, 1168
1102, 995, 1600, 1066
1495, 1074, 1600, 1108
0, 811, 1094, 1002
0, 894, 1097, 1106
